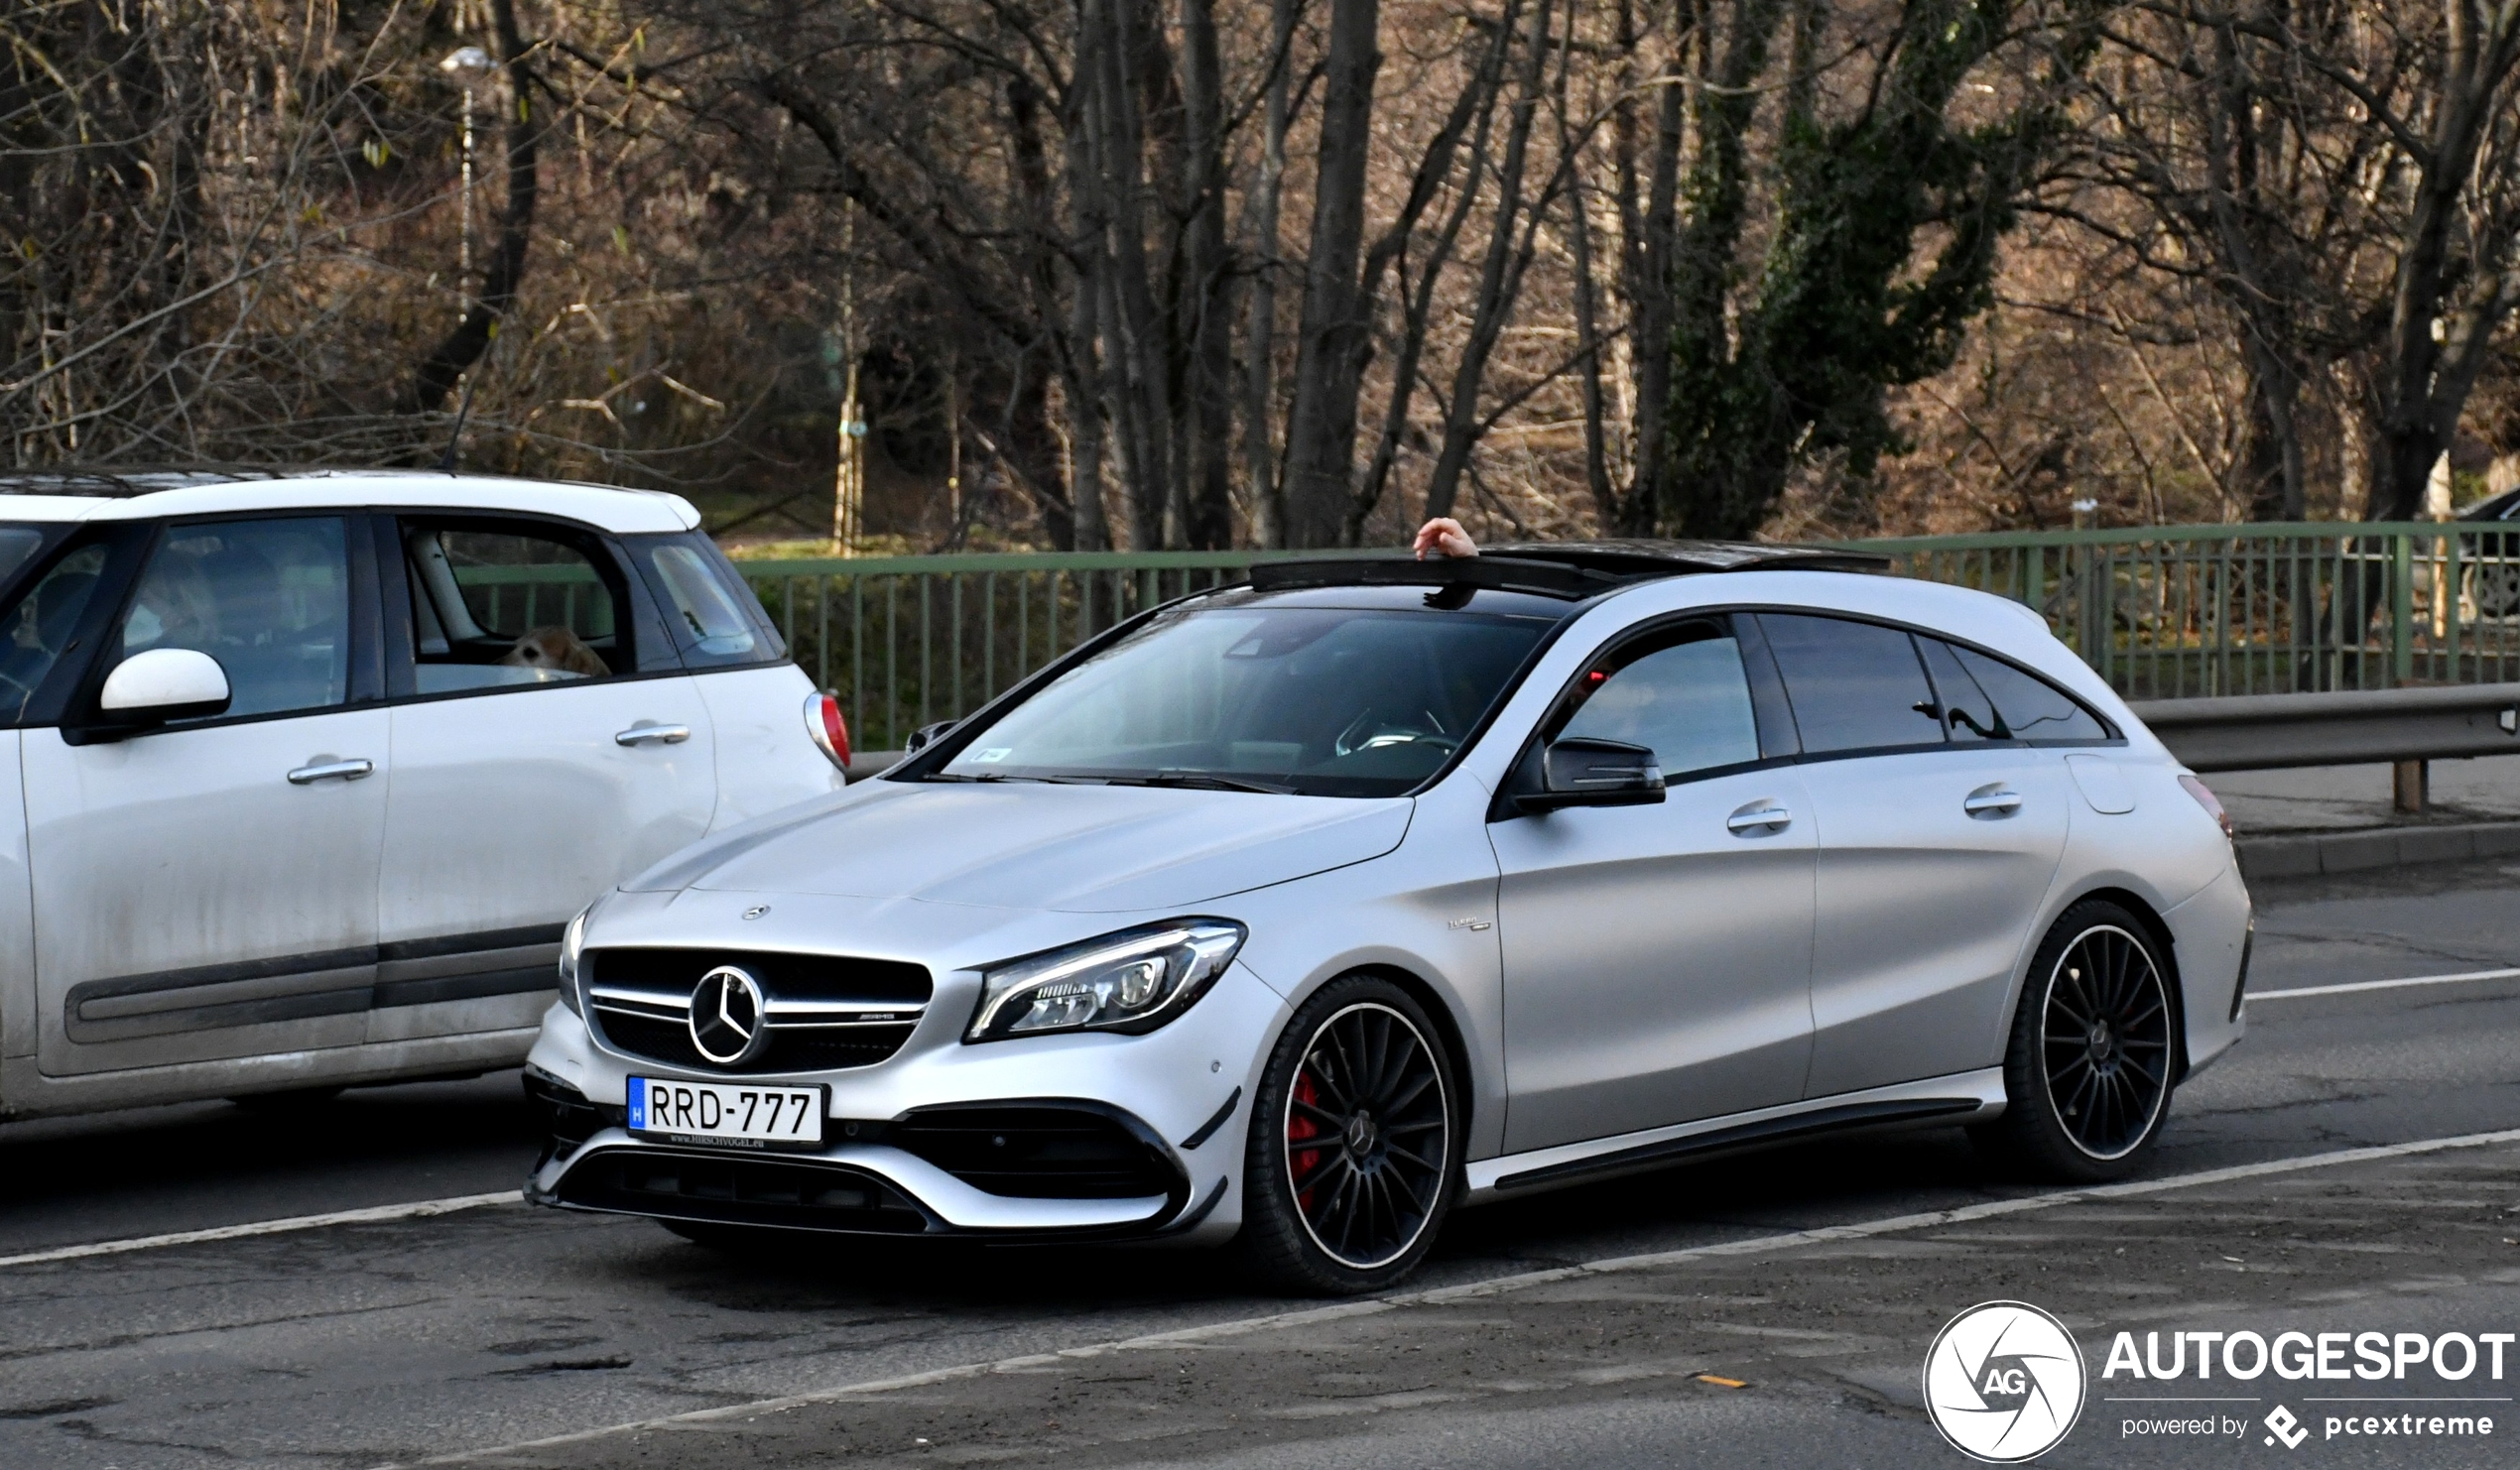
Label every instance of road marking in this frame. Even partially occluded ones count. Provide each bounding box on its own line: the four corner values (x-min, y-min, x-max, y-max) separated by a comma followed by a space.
390, 1124, 2520, 1469
0, 1190, 521, 1271
2250, 965, 2520, 1002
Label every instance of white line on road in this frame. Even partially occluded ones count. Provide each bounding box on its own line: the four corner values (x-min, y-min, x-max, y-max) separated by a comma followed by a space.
2249, 965, 2520, 1002
392, 1124, 2520, 1469
0, 1190, 521, 1271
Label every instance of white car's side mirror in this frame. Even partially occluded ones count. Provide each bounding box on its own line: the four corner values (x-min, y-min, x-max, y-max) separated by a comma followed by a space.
98, 647, 232, 724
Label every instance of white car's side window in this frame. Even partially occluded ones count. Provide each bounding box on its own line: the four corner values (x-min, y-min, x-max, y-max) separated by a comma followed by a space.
402, 525, 623, 694
119, 518, 350, 721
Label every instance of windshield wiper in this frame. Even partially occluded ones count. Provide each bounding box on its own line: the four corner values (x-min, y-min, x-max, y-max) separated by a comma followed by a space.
1100, 772, 1297, 796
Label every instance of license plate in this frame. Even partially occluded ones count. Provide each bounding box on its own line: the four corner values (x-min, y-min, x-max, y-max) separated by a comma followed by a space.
627, 1076, 825, 1150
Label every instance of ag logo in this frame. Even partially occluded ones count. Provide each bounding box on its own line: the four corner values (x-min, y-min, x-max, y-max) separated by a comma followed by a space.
1923, 1300, 2086, 1462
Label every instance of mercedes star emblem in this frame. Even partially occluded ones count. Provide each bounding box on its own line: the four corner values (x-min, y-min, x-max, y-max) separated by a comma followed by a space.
689, 964, 768, 1066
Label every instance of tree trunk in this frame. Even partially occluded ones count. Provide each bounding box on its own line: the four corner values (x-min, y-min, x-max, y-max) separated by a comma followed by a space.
1418, 0, 1556, 523
1238, 0, 1300, 548
1280, 0, 1384, 547
1180, 0, 1235, 549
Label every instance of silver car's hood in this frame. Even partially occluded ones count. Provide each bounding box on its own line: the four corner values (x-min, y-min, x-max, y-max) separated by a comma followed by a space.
673, 779, 1415, 913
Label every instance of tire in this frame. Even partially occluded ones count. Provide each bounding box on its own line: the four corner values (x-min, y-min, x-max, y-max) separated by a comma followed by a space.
1974, 900, 2177, 1182
1238, 974, 1463, 1295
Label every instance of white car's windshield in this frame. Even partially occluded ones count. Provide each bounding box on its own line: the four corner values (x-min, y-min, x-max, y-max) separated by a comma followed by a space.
936, 602, 1552, 797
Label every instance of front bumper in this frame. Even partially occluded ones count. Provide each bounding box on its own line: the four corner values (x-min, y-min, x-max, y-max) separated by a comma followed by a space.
521, 946, 1285, 1245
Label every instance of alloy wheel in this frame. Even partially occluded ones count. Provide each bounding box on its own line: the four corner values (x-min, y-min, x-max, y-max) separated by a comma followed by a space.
2038, 924, 2172, 1161
1283, 1002, 1449, 1271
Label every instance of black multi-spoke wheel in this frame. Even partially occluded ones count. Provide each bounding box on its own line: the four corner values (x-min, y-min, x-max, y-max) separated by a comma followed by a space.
1976, 900, 2179, 1182
1242, 976, 1460, 1294
2039, 924, 2172, 1160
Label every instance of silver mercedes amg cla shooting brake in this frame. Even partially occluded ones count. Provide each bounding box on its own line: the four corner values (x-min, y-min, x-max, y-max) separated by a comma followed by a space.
523, 542, 2251, 1293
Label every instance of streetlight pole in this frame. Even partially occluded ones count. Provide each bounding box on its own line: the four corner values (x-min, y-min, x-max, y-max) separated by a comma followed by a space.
440, 46, 494, 321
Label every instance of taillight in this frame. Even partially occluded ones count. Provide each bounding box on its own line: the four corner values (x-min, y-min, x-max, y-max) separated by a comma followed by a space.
804, 690, 850, 770
2179, 774, 2232, 839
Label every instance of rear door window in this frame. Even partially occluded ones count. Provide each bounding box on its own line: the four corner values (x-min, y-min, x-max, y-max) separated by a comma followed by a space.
1755, 613, 1945, 755
399, 523, 624, 694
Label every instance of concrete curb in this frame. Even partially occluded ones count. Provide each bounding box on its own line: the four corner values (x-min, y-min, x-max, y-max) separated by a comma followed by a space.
2238, 818, 2520, 879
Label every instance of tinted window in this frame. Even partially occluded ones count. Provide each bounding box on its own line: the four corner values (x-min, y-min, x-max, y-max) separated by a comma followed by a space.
1560, 625, 1760, 778
120, 518, 349, 720
938, 604, 1548, 797
1757, 613, 1943, 754
0, 543, 107, 724
1917, 637, 2002, 742
404, 525, 621, 694
0, 526, 46, 585
1942, 640, 2109, 742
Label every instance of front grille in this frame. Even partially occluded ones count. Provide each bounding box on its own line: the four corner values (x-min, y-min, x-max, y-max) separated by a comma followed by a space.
589, 947, 931, 1004
592, 1012, 918, 1075
584, 946, 930, 1075
892, 1106, 1179, 1200
560, 1149, 931, 1233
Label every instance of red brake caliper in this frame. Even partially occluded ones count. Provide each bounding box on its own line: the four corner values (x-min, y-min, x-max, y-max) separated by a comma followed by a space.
1288, 1070, 1323, 1211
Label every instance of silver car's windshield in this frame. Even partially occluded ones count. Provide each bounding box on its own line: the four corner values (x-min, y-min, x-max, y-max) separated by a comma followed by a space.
936, 603, 1552, 797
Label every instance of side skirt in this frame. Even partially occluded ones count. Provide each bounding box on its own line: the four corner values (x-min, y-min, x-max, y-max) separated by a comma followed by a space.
1461, 1068, 2007, 1203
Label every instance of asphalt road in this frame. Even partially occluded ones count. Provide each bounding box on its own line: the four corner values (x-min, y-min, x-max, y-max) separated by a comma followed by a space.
5, 856, 2520, 1468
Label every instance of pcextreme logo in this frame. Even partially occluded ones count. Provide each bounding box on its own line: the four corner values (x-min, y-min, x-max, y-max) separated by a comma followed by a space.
1924, 1301, 2088, 1462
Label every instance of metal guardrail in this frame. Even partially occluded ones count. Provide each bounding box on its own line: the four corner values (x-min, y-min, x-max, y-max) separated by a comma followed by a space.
723, 525, 2520, 749
2130, 684, 2520, 773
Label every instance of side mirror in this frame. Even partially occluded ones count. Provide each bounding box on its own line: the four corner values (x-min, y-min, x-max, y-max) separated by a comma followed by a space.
98, 648, 232, 726
1519, 737, 1666, 812
904, 719, 958, 755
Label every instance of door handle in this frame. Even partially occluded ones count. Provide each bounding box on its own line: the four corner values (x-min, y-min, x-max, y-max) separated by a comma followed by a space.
1726, 804, 1791, 834
287, 759, 374, 785
1964, 788, 2024, 816
615, 724, 692, 747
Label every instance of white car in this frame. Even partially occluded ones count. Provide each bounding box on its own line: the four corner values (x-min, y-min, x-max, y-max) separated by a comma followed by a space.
0, 468, 846, 1120
523, 543, 2252, 1294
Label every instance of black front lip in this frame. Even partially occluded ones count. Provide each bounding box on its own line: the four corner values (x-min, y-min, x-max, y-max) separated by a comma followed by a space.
529, 1095, 1203, 1242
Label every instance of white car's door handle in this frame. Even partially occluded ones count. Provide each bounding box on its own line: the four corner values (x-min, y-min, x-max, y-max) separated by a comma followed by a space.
1726, 804, 1792, 833
615, 724, 692, 747
287, 759, 374, 785
1965, 788, 2024, 816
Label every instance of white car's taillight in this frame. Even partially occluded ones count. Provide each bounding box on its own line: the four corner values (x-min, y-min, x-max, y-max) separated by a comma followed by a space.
804, 690, 851, 771
2179, 774, 2233, 839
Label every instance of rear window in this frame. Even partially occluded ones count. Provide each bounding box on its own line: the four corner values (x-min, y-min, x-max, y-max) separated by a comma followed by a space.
633, 534, 784, 669
1922, 635, 2109, 743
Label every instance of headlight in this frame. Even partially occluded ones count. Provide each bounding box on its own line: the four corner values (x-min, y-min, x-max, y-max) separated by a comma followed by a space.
966, 920, 1245, 1042
557, 906, 591, 1016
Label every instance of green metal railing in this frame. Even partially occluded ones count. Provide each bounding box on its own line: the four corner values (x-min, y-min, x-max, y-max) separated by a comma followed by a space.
1856, 524, 2520, 702
561, 525, 2509, 751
